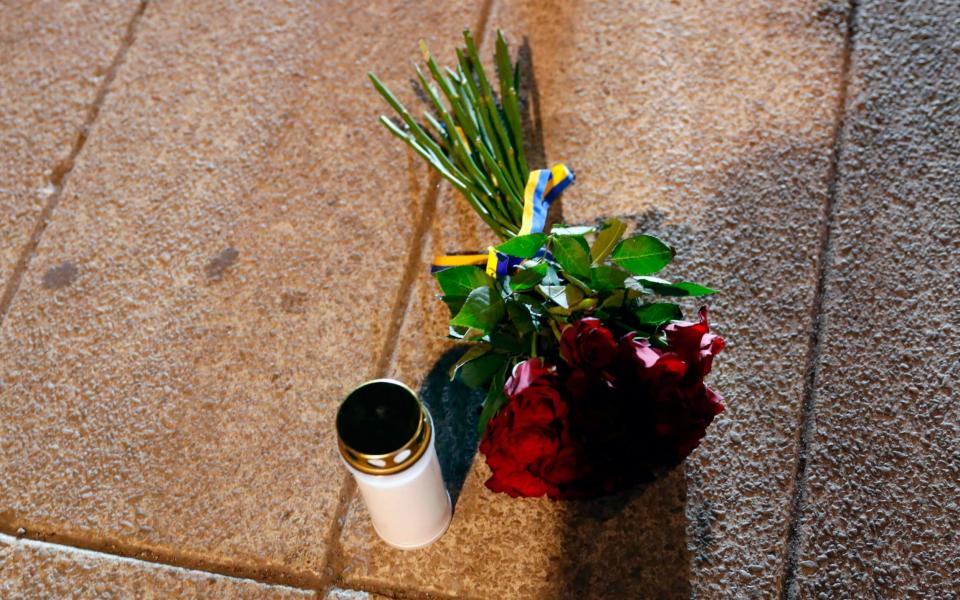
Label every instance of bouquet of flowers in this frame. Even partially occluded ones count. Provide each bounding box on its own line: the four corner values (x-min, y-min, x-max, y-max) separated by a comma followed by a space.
371, 30, 725, 499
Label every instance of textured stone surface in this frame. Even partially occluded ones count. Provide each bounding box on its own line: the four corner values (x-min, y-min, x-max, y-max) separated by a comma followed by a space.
325, 588, 390, 600
339, 1, 850, 598
0, 535, 311, 599
0, 0, 137, 290
0, 0, 482, 586
790, 1, 960, 597
4, 0, 958, 598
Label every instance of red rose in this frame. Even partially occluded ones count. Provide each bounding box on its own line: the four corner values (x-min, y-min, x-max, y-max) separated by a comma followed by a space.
560, 317, 619, 369
479, 312, 725, 499
563, 312, 724, 484
619, 334, 688, 383
664, 306, 725, 382
620, 308, 725, 464
479, 358, 584, 498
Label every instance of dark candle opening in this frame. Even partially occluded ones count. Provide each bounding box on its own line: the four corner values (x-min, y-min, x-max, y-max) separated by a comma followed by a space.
337, 380, 421, 455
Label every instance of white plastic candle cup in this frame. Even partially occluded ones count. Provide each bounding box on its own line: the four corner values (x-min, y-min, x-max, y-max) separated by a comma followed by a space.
336, 379, 451, 549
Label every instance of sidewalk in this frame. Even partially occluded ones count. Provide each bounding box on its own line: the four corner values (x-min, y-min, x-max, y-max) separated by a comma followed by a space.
1, 1, 957, 598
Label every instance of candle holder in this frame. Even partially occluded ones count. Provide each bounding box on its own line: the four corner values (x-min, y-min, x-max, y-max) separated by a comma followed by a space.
336, 379, 451, 549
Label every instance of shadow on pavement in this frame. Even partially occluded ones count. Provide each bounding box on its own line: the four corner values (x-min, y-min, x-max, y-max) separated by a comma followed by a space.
418, 348, 484, 509
554, 470, 692, 599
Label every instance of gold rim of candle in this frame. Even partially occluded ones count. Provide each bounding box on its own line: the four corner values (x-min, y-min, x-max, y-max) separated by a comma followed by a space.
336, 378, 432, 476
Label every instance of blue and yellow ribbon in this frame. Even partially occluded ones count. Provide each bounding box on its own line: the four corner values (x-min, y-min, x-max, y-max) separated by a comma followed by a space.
518, 163, 574, 236
431, 164, 574, 278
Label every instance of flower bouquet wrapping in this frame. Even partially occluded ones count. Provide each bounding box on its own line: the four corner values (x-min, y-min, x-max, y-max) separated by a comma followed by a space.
371, 31, 725, 499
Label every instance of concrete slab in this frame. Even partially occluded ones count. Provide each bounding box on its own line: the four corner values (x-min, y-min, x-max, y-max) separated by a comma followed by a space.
789, 1, 960, 597
339, 1, 850, 597
0, 0, 138, 290
0, 0, 484, 588
0, 535, 312, 599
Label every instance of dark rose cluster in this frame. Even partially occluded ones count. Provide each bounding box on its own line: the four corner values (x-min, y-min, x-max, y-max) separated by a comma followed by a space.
479, 309, 725, 499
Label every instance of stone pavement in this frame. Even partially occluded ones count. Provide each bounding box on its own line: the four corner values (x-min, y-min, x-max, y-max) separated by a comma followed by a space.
0, 1, 956, 598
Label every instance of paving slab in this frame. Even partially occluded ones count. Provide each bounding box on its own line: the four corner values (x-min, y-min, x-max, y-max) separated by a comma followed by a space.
0, 0, 138, 291
0, 0, 484, 588
789, 1, 960, 597
339, 1, 850, 598
0, 535, 312, 599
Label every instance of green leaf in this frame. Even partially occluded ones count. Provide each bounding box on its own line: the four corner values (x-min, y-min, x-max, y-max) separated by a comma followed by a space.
450, 286, 505, 331
459, 351, 508, 389
506, 299, 539, 335
538, 285, 566, 306
463, 327, 488, 341
624, 276, 651, 294
634, 276, 718, 297
591, 218, 627, 264
671, 282, 718, 297
434, 266, 491, 297
509, 260, 548, 291
477, 362, 510, 435
448, 345, 490, 380
541, 264, 561, 286
551, 224, 595, 236
600, 289, 626, 310
650, 332, 669, 349
610, 235, 675, 275
495, 233, 547, 258
551, 235, 591, 280
632, 302, 683, 327
489, 330, 525, 354
564, 285, 586, 307
572, 297, 597, 312
440, 295, 466, 316
538, 284, 584, 310
590, 265, 630, 291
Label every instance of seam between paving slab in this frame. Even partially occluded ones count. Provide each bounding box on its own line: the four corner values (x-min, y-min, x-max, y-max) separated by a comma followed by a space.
315, 170, 443, 599
0, 0, 148, 327
0, 534, 322, 598
374, 171, 445, 379
779, 1, 862, 598
325, 3, 495, 600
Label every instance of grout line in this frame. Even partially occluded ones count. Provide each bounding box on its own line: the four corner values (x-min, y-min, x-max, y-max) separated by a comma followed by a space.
316, 473, 359, 598
0, 0, 147, 326
0, 534, 318, 596
319, 67, 446, 600
779, 1, 861, 598
0, 519, 326, 592
373, 0, 495, 380
322, 2, 498, 597
373, 171, 443, 378
332, 577, 485, 600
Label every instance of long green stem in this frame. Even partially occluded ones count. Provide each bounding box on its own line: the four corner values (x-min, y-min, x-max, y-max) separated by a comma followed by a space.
370, 29, 531, 240
496, 31, 529, 178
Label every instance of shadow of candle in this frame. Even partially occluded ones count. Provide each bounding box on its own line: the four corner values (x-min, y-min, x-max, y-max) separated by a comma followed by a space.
417, 348, 485, 509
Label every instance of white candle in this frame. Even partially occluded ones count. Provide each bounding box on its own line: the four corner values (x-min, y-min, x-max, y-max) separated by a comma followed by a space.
336, 379, 451, 549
